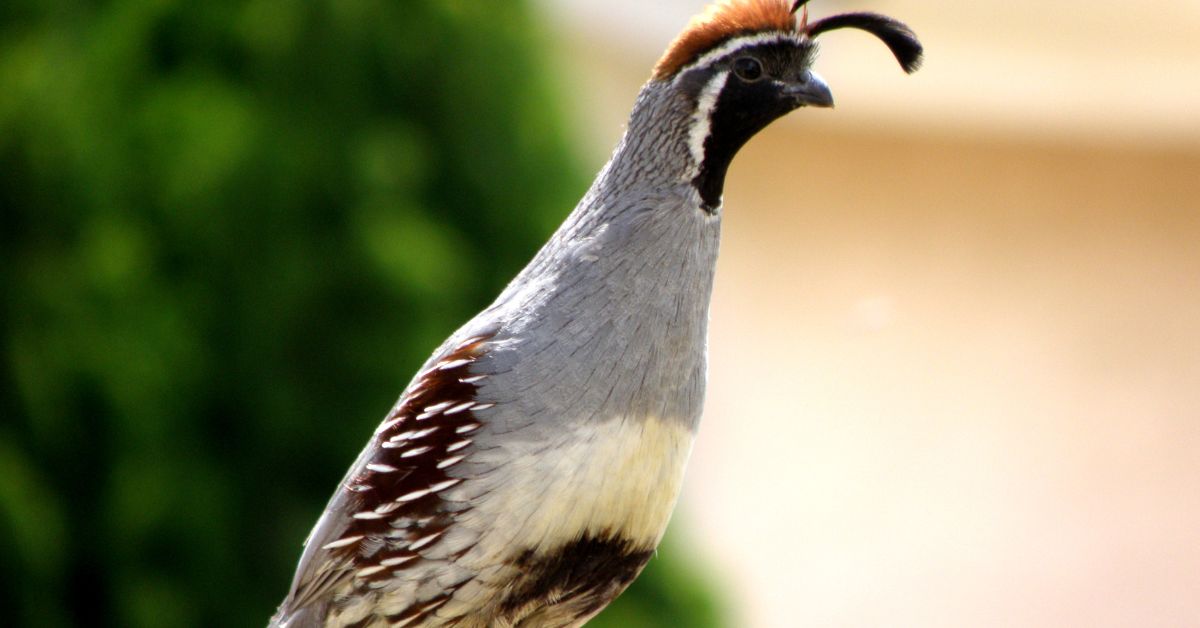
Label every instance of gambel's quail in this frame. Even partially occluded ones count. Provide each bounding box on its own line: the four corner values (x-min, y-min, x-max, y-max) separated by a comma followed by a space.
271, 1, 922, 626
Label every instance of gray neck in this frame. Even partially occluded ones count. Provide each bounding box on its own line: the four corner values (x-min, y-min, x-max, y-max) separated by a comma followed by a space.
473, 80, 721, 427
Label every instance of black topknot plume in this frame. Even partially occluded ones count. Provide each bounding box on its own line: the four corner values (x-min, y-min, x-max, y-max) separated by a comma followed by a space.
791, 1, 924, 74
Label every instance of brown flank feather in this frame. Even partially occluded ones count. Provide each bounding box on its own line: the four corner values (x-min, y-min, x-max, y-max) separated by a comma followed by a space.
653, 0, 799, 80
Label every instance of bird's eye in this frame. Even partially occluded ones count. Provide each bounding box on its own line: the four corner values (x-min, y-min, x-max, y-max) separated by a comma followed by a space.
732, 57, 764, 81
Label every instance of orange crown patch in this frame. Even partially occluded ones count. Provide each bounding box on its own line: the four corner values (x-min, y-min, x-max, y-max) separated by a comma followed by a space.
653, 0, 802, 80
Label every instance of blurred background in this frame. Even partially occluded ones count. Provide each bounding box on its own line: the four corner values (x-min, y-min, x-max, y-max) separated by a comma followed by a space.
1, 0, 1197, 627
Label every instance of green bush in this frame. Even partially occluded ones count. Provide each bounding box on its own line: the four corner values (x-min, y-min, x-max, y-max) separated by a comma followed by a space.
0, 1, 722, 626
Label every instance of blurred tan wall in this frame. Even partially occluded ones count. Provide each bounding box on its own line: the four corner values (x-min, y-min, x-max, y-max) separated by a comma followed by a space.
702, 129, 1200, 628
538, 1, 1200, 625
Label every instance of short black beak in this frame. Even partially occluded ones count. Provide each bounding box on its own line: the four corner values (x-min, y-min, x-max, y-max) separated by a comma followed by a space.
786, 70, 834, 108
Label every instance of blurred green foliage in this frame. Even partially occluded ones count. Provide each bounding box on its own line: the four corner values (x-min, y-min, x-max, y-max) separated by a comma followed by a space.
0, 0, 723, 626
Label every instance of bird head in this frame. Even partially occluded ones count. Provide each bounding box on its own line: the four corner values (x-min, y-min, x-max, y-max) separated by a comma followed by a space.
650, 0, 923, 210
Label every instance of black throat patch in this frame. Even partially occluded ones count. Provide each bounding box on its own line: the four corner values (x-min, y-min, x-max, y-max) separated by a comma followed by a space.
688, 42, 813, 212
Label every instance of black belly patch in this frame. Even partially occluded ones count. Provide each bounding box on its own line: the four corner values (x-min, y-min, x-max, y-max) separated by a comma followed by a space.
501, 534, 655, 620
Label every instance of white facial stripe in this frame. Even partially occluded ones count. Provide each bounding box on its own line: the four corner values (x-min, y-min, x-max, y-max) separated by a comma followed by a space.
685, 70, 729, 178
672, 31, 806, 80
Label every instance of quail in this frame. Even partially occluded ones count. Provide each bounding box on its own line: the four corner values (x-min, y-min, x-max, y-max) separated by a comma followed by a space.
271, 1, 922, 626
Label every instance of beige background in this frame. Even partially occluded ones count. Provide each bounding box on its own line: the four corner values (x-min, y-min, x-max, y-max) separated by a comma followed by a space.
535, 1, 1200, 626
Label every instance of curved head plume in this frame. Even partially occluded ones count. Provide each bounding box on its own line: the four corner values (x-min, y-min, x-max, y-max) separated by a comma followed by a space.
794, 0, 923, 73
653, 0, 923, 80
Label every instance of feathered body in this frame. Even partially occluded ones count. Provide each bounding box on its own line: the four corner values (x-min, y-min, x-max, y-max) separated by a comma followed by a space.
271, 2, 921, 626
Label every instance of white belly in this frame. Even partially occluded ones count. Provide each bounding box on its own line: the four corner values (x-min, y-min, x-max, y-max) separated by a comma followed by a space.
457, 414, 697, 560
